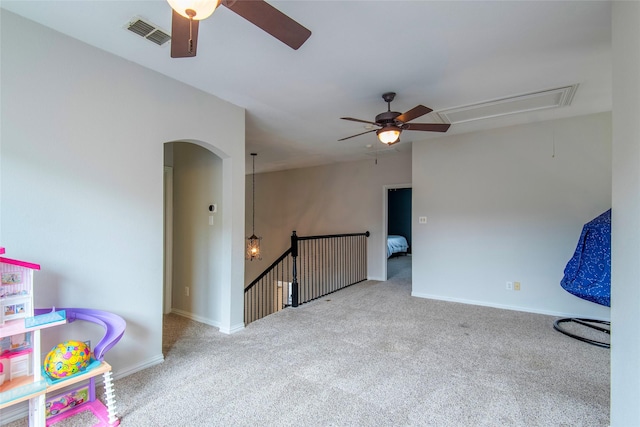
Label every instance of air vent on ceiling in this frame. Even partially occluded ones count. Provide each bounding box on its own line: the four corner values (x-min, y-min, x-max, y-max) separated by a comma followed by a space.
125, 16, 171, 47
433, 84, 579, 125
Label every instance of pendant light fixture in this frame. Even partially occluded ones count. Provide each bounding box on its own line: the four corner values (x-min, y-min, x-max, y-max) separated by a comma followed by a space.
246, 153, 262, 261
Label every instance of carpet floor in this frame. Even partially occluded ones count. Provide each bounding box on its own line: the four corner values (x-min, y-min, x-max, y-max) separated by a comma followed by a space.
4, 256, 609, 426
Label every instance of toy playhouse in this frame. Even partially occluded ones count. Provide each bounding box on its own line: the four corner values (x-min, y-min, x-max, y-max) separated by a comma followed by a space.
0, 247, 126, 426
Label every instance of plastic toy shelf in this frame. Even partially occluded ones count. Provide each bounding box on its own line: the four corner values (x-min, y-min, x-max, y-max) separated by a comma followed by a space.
0, 317, 66, 339
0, 377, 47, 409
45, 361, 112, 395
0, 317, 68, 409
0, 361, 112, 408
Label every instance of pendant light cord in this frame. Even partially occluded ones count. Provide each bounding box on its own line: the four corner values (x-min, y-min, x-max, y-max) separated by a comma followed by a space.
251, 153, 256, 236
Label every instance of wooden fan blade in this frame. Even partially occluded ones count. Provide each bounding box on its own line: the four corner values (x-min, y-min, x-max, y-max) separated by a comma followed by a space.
341, 117, 380, 127
403, 123, 451, 132
338, 129, 377, 141
223, 0, 311, 50
395, 105, 432, 123
171, 10, 199, 58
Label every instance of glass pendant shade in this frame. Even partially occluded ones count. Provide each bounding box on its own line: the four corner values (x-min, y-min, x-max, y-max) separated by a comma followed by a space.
167, 0, 221, 20
377, 126, 401, 144
246, 234, 262, 261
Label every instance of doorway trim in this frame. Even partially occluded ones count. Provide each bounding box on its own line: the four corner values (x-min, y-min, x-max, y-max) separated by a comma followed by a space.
382, 183, 412, 281
164, 166, 173, 314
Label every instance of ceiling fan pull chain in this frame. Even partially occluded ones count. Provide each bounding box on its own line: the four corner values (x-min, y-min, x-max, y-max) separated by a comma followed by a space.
188, 17, 194, 53
184, 8, 197, 54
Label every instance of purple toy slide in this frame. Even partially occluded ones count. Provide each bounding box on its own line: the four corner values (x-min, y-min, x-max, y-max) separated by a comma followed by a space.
35, 308, 125, 361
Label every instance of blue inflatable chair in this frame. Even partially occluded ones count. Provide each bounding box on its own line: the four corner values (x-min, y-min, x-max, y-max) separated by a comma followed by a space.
554, 209, 611, 348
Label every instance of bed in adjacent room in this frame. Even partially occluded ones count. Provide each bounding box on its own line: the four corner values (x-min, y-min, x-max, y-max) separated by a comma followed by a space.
387, 235, 409, 258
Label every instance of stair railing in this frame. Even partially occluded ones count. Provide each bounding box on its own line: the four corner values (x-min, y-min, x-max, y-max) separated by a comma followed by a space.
244, 230, 369, 325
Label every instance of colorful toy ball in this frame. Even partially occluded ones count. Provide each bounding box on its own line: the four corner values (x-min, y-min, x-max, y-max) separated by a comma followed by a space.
43, 341, 92, 379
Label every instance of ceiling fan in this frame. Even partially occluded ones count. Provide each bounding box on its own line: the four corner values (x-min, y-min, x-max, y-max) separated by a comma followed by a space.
167, 0, 312, 58
339, 92, 451, 145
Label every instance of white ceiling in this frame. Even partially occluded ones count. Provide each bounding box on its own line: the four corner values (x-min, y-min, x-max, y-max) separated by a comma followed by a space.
1, 1, 612, 173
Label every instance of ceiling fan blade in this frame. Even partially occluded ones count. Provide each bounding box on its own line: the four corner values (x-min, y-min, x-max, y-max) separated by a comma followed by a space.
338, 129, 377, 141
341, 117, 380, 127
395, 105, 433, 123
403, 123, 451, 132
171, 10, 199, 58
223, 0, 311, 50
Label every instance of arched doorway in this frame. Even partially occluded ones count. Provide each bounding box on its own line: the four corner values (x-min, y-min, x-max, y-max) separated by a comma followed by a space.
163, 140, 245, 341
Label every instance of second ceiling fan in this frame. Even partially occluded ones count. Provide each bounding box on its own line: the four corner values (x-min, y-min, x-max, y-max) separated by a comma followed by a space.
168, 0, 312, 58
340, 92, 451, 145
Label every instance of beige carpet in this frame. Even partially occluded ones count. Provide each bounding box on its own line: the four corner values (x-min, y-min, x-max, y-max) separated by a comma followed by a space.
4, 256, 609, 426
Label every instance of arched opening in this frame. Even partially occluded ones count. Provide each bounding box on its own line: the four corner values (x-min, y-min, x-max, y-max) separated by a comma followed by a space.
163, 139, 243, 349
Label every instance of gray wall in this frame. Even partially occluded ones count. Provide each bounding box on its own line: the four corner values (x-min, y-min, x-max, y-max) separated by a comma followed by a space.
171, 143, 224, 325
412, 113, 612, 319
245, 149, 412, 285
611, 2, 640, 424
0, 10, 246, 388
247, 114, 613, 321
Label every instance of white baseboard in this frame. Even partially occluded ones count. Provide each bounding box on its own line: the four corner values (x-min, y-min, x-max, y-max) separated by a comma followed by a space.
410, 291, 611, 321
219, 322, 245, 334
171, 309, 244, 334
114, 354, 164, 380
171, 308, 220, 328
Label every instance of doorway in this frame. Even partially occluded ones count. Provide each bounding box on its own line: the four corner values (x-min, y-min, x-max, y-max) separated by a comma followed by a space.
163, 141, 224, 328
383, 185, 412, 281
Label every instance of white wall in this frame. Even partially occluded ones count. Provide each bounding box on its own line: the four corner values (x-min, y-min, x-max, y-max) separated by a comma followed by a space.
245, 149, 412, 285
611, 2, 640, 425
171, 143, 224, 326
0, 9, 245, 384
412, 113, 612, 319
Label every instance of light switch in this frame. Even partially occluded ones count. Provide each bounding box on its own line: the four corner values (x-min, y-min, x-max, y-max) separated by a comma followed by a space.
419, 216, 427, 224
209, 215, 214, 225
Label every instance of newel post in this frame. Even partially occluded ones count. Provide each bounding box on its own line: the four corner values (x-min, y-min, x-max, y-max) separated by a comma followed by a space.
291, 230, 299, 307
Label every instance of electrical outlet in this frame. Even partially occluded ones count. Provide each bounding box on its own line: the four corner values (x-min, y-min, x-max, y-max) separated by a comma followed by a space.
506, 281, 513, 291
514, 282, 521, 291
185, 286, 190, 297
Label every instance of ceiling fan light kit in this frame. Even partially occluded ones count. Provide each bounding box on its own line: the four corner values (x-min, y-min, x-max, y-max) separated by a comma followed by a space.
340, 92, 451, 144
166, 0, 220, 20
377, 125, 401, 144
